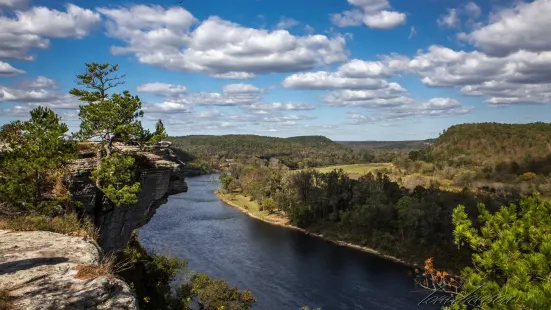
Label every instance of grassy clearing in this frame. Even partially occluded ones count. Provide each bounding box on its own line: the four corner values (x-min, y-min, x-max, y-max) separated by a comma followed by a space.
0, 213, 98, 241
314, 163, 394, 179
217, 192, 289, 226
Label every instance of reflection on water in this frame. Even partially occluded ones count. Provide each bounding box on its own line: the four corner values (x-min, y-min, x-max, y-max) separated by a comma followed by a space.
139, 174, 437, 310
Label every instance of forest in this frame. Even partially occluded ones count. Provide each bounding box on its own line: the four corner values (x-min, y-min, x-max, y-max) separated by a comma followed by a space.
169, 134, 412, 172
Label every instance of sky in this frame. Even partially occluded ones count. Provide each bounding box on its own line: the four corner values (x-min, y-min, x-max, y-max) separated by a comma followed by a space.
1, 0, 551, 141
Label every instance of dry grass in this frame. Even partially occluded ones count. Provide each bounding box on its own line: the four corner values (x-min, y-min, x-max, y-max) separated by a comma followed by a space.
313, 163, 394, 180
0, 289, 14, 310
0, 213, 98, 241
74, 253, 132, 280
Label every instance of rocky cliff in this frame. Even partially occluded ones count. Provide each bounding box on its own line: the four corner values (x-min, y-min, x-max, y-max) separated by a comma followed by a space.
68, 143, 188, 253
0, 230, 138, 309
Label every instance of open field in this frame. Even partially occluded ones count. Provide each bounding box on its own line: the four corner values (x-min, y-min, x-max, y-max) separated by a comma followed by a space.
313, 163, 394, 179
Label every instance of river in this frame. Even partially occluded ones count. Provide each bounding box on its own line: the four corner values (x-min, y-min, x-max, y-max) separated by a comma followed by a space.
138, 174, 438, 310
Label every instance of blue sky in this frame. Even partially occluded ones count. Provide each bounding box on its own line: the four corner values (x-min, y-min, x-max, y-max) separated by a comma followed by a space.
1, 0, 551, 140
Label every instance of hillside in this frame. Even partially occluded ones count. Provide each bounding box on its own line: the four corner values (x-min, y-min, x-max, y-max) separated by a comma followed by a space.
169, 135, 385, 170
337, 140, 434, 150
422, 122, 551, 168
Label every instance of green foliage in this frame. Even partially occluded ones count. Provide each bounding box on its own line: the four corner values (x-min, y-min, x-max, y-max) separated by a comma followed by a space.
0, 106, 75, 212
225, 163, 521, 271
191, 273, 256, 310
447, 194, 551, 309
117, 236, 255, 310
149, 119, 168, 144
169, 135, 393, 171
219, 173, 235, 194
71, 63, 144, 149
117, 235, 191, 310
261, 197, 276, 214
91, 153, 141, 207
70, 62, 148, 206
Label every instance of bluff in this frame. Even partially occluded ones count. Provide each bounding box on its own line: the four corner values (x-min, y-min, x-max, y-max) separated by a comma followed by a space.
0, 230, 138, 309
68, 142, 188, 252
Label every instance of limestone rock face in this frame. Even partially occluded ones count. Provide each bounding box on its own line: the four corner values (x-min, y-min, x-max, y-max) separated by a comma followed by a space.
67, 144, 188, 253
0, 230, 138, 309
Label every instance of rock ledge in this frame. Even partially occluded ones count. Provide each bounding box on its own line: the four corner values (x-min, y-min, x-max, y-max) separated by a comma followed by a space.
0, 230, 138, 310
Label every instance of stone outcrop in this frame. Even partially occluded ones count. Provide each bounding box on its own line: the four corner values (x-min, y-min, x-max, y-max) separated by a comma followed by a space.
0, 230, 138, 309
67, 143, 188, 253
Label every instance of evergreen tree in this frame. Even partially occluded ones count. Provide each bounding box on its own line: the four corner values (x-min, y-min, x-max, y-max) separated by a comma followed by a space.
447, 194, 551, 309
70, 62, 143, 207
149, 119, 168, 145
0, 106, 75, 213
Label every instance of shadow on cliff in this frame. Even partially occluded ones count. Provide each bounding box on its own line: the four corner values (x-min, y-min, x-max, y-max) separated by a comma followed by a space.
0, 257, 69, 275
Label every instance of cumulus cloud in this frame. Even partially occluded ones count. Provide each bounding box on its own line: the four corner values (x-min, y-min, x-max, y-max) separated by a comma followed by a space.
382, 45, 551, 104
0, 0, 26, 8
0, 4, 100, 60
464, 2, 481, 18
0, 61, 25, 76
437, 9, 460, 28
348, 97, 472, 123
0, 76, 82, 112
331, 0, 406, 29
460, 0, 551, 57
275, 17, 299, 30
282, 71, 390, 90
99, 5, 348, 76
137, 82, 188, 98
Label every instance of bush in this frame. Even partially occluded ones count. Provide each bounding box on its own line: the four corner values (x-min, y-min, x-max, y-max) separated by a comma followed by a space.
518, 172, 537, 182
191, 273, 256, 310
261, 197, 277, 214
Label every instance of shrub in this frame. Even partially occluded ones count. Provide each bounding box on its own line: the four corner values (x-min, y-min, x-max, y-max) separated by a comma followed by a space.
261, 197, 277, 214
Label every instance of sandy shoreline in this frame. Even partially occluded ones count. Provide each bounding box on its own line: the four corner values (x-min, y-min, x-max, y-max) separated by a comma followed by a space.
216, 191, 414, 268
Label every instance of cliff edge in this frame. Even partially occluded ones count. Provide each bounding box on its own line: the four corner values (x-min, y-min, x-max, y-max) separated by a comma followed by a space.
0, 230, 138, 309
68, 142, 189, 253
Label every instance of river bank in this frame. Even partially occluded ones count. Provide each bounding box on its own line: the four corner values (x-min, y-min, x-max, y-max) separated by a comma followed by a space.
216, 191, 414, 268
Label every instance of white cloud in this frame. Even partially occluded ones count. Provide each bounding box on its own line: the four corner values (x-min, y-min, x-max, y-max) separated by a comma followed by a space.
0, 0, 26, 8
0, 61, 24, 76
0, 4, 100, 38
2, 105, 31, 116
222, 83, 261, 94
363, 10, 406, 29
437, 8, 460, 28
374, 45, 551, 105
100, 6, 348, 76
331, 0, 406, 29
0, 4, 100, 60
275, 17, 299, 30
282, 71, 390, 90
408, 26, 417, 39
137, 82, 188, 98
460, 0, 551, 57
464, 2, 481, 18
212, 72, 256, 79
348, 97, 472, 123
246, 102, 315, 111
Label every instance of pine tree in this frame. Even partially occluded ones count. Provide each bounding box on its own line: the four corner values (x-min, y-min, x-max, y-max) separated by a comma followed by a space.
70, 62, 143, 208
446, 194, 551, 309
0, 106, 75, 213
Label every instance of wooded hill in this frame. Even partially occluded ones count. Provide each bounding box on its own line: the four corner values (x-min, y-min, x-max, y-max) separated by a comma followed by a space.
418, 122, 551, 169
337, 139, 434, 150
169, 135, 401, 170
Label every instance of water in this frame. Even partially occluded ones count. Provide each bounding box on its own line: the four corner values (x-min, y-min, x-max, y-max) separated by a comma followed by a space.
138, 174, 437, 310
